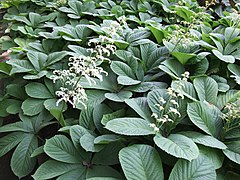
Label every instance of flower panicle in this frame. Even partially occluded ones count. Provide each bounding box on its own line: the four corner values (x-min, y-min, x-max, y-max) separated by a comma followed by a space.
51, 37, 116, 108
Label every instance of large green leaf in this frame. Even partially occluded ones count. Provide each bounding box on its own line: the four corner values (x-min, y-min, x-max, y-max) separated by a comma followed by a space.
11, 133, 38, 178
105, 91, 132, 102
125, 97, 154, 123
80, 134, 104, 152
110, 61, 136, 79
159, 59, 185, 79
44, 135, 83, 163
169, 153, 216, 180
0, 132, 24, 157
76, 90, 106, 110
193, 76, 218, 104
105, 118, 154, 136
147, 89, 169, 114
117, 76, 141, 85
154, 134, 199, 161
212, 50, 235, 63
179, 131, 227, 149
86, 165, 122, 180
32, 160, 82, 180
57, 167, 86, 180
92, 142, 125, 165
119, 144, 164, 180
187, 101, 222, 137
46, 51, 67, 66
79, 106, 95, 130
0, 121, 30, 133
171, 52, 196, 65
200, 146, 224, 169
27, 51, 48, 71
223, 149, 240, 165
216, 90, 238, 110
223, 141, 240, 165
25, 82, 53, 99
21, 98, 44, 116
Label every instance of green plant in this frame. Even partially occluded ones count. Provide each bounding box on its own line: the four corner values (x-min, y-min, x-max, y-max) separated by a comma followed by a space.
0, 0, 240, 179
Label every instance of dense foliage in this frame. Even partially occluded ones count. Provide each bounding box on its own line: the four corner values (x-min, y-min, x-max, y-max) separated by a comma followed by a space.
0, 0, 240, 179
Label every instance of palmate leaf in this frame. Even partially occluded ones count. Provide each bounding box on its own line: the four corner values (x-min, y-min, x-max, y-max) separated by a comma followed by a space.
169, 153, 216, 180
154, 134, 199, 161
105, 118, 154, 136
119, 144, 164, 180
11, 133, 38, 178
44, 135, 83, 164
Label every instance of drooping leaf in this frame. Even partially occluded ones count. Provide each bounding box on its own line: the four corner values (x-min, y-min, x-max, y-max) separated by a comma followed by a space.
119, 144, 164, 180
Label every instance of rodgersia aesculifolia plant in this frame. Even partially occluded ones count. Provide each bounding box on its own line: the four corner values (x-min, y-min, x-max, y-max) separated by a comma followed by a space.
0, 0, 240, 179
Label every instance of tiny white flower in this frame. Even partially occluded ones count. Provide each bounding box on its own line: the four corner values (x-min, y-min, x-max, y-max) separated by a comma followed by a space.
151, 113, 158, 119
169, 107, 181, 117
154, 127, 160, 133
149, 123, 156, 128
159, 97, 166, 104
170, 99, 179, 107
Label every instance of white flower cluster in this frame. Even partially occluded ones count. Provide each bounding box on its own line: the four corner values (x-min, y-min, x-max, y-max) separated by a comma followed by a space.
51, 37, 116, 108
149, 72, 190, 133
222, 97, 240, 133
